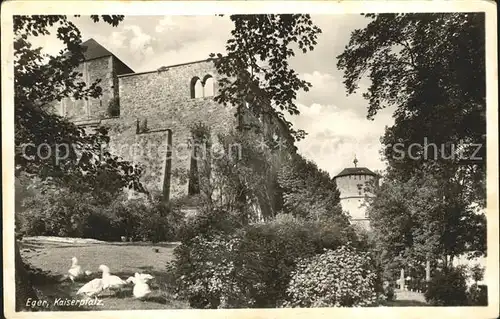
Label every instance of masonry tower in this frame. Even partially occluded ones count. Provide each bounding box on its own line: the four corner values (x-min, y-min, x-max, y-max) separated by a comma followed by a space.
333, 156, 378, 229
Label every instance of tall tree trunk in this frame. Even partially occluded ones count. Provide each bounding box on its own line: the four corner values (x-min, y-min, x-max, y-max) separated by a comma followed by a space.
15, 240, 37, 311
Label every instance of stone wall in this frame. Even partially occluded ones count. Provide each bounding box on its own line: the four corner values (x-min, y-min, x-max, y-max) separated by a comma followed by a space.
59, 56, 115, 121
62, 57, 294, 202
113, 60, 237, 198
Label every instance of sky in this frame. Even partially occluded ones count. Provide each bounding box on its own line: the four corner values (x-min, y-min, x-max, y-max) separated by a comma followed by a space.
35, 14, 395, 178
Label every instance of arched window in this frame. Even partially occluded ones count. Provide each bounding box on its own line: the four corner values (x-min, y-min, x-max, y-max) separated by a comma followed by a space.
190, 77, 203, 98
203, 75, 215, 97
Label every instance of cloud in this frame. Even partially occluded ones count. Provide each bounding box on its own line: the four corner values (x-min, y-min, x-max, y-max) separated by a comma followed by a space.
152, 15, 232, 53
287, 103, 394, 177
136, 37, 226, 71
93, 24, 155, 68
297, 70, 372, 117
108, 31, 127, 49
123, 25, 153, 52
155, 16, 176, 33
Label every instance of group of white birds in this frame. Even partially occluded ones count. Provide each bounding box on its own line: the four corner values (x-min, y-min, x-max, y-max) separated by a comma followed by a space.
67, 257, 154, 300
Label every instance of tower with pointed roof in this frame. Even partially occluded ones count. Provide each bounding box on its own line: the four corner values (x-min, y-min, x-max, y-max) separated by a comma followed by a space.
333, 156, 378, 230
56, 38, 134, 123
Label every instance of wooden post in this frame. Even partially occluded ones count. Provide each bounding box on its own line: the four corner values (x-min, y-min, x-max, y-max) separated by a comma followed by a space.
426, 258, 431, 282
400, 268, 405, 290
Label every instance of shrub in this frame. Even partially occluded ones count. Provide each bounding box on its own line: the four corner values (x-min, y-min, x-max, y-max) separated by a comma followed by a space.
284, 245, 380, 307
177, 208, 243, 243
17, 186, 184, 242
82, 210, 118, 240
467, 284, 487, 306
168, 209, 246, 308
385, 284, 396, 302
19, 189, 98, 238
167, 234, 246, 309
424, 267, 469, 306
137, 200, 183, 243
233, 217, 319, 307
107, 195, 184, 243
169, 213, 365, 308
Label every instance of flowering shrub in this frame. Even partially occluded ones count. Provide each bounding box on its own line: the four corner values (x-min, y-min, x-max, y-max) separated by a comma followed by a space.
285, 246, 380, 307
168, 234, 248, 308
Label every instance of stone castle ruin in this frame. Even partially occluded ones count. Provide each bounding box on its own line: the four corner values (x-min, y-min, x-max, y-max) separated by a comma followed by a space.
54, 39, 293, 202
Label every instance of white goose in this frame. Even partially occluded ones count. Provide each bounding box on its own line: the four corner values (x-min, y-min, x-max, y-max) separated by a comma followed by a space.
126, 273, 153, 299
135, 272, 154, 283
99, 265, 127, 291
76, 278, 104, 297
68, 257, 83, 282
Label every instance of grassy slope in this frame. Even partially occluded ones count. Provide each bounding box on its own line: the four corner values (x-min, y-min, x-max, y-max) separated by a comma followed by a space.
20, 239, 189, 310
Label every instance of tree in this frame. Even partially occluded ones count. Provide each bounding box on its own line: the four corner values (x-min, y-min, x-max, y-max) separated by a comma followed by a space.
197, 127, 281, 223
338, 13, 487, 281
470, 264, 485, 284
14, 15, 146, 198
337, 13, 486, 206
367, 171, 486, 279
13, 15, 145, 310
211, 14, 322, 142
205, 15, 346, 222
277, 153, 346, 222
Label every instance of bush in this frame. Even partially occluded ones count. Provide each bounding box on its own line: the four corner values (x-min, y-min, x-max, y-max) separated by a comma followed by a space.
137, 200, 184, 243
467, 284, 487, 306
170, 213, 362, 308
177, 208, 243, 243
424, 267, 469, 306
82, 210, 118, 240
17, 187, 183, 242
284, 245, 380, 307
167, 234, 245, 309
106, 195, 184, 243
168, 209, 247, 308
383, 281, 396, 301
233, 217, 319, 307
19, 189, 98, 238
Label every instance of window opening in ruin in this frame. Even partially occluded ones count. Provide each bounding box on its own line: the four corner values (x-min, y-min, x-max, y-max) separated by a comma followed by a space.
190, 77, 203, 98
203, 75, 215, 97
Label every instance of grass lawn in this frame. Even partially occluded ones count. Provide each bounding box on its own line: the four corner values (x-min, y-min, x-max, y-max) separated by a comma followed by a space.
381, 290, 428, 307
19, 237, 430, 310
19, 237, 189, 311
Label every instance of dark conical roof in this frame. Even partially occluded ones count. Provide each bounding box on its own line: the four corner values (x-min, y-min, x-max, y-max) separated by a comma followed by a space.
80, 38, 114, 60
74, 38, 134, 74
334, 167, 377, 178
